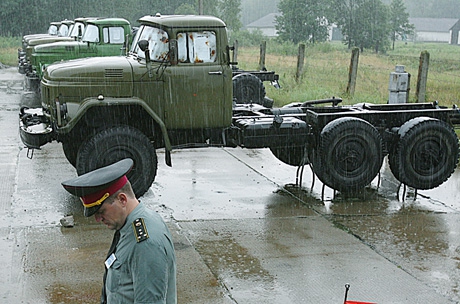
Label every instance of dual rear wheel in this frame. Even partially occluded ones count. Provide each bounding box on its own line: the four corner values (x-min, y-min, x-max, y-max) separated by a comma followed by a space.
275, 116, 458, 193
388, 117, 459, 190
311, 117, 384, 193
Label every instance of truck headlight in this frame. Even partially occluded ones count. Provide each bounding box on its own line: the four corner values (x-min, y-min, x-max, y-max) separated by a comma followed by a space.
55, 98, 67, 127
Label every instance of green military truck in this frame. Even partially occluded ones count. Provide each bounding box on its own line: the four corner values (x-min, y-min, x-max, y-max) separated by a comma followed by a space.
20, 21, 62, 45
26, 18, 133, 90
19, 14, 460, 198
18, 21, 64, 74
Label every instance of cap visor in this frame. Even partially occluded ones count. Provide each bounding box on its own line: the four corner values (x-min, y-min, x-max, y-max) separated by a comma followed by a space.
84, 204, 102, 217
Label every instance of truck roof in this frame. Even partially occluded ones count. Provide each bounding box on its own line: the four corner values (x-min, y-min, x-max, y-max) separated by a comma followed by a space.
138, 14, 226, 28
61, 19, 74, 26
87, 18, 130, 26
74, 17, 101, 23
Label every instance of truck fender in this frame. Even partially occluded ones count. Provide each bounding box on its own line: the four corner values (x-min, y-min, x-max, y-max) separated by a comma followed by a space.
65, 96, 173, 166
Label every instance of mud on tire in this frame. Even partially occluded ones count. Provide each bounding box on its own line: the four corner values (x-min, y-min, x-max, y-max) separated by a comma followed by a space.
389, 117, 459, 190
76, 126, 158, 198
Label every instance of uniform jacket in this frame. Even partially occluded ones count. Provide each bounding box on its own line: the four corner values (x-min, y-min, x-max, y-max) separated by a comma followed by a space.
105, 203, 177, 303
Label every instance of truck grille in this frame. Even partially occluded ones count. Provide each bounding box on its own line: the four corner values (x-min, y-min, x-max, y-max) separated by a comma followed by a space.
105, 69, 124, 78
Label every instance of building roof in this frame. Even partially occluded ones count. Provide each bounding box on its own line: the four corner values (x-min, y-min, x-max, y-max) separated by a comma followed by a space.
409, 18, 459, 32
246, 13, 280, 28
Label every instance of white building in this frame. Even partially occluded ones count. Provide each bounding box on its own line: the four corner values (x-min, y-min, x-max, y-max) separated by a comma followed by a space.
409, 18, 460, 43
246, 13, 280, 38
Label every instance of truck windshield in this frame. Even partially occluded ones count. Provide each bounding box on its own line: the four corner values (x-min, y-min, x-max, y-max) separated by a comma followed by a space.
130, 26, 169, 61
48, 25, 58, 35
58, 24, 70, 37
69, 22, 85, 38
82, 24, 99, 43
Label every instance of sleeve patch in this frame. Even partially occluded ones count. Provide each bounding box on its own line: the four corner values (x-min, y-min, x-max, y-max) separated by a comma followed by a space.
132, 218, 149, 242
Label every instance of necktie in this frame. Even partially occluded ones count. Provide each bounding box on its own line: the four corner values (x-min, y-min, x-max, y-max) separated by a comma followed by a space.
101, 230, 120, 304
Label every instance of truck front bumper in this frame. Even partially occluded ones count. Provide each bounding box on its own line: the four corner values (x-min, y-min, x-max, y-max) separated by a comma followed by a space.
19, 107, 54, 149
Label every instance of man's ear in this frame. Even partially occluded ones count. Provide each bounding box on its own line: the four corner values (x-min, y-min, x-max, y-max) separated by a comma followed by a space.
117, 192, 129, 206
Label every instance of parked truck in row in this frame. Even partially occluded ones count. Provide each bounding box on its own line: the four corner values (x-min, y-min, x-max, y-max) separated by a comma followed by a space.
19, 14, 460, 198
25, 18, 134, 90
19, 19, 80, 75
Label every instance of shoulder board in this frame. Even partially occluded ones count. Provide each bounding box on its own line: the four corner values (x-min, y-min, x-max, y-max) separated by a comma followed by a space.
132, 218, 149, 242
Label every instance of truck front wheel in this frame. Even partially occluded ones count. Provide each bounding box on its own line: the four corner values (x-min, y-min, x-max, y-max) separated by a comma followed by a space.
311, 117, 383, 193
389, 117, 459, 190
75, 126, 158, 198
62, 141, 80, 168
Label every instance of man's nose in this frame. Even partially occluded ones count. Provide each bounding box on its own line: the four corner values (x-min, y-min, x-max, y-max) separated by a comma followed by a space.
95, 213, 102, 222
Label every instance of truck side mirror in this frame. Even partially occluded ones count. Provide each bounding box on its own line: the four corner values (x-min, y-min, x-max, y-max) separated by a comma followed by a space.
138, 39, 153, 77
138, 39, 149, 52
169, 39, 178, 65
138, 40, 151, 63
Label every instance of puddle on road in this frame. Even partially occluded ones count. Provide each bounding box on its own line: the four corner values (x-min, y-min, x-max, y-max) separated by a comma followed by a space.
12, 225, 110, 303
330, 209, 460, 301
183, 217, 313, 304
254, 163, 460, 302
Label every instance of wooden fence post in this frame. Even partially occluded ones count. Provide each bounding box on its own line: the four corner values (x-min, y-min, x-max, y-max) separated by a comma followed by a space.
198, 0, 203, 15
416, 50, 430, 103
347, 47, 360, 96
295, 43, 305, 83
259, 41, 266, 70
232, 40, 238, 63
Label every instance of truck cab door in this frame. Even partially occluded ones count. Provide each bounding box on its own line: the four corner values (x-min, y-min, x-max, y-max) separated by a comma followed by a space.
163, 31, 232, 130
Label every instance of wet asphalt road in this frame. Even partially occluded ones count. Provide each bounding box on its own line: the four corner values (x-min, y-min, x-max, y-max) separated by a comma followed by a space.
1, 66, 460, 303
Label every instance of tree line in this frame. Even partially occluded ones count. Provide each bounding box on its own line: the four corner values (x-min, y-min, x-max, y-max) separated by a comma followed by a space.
276, 0, 414, 52
0, 0, 242, 37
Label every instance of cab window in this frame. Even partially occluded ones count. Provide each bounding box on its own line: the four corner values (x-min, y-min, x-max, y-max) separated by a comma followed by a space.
177, 31, 216, 63
103, 27, 125, 44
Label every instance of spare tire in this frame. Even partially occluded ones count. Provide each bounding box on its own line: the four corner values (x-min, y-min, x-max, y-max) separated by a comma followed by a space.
311, 117, 384, 192
232, 73, 266, 106
389, 117, 459, 190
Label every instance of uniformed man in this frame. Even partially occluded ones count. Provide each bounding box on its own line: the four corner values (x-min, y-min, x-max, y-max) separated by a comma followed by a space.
62, 158, 177, 304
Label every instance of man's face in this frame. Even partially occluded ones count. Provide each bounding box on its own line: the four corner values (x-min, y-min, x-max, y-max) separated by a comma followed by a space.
94, 197, 126, 230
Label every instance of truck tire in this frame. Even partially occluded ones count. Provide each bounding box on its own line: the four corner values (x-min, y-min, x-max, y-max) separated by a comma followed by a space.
311, 117, 383, 192
389, 117, 459, 190
75, 126, 158, 198
232, 73, 266, 106
270, 145, 309, 166
62, 141, 80, 168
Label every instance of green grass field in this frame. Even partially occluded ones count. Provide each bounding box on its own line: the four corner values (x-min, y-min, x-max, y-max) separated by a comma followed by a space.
0, 37, 21, 68
237, 41, 460, 107
2, 36, 459, 107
